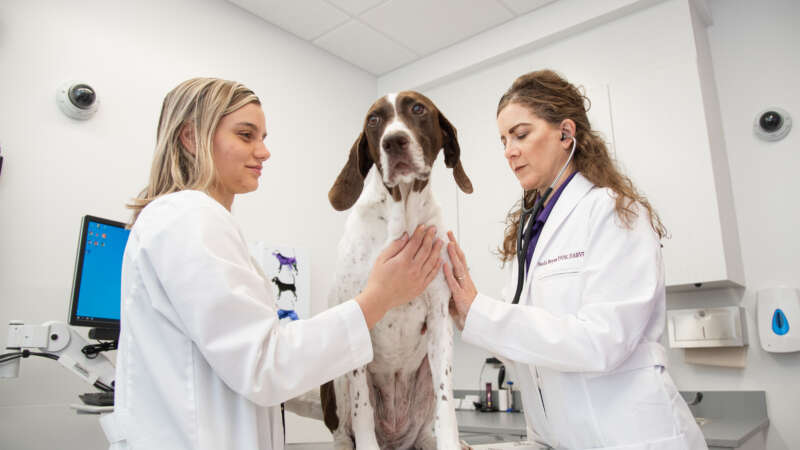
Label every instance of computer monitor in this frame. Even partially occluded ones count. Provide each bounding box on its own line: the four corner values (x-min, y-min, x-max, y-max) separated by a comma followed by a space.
68, 215, 130, 335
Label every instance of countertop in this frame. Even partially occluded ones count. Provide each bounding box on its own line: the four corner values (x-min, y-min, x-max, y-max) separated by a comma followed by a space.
455, 410, 527, 435
286, 411, 527, 450
682, 390, 769, 448
287, 391, 768, 449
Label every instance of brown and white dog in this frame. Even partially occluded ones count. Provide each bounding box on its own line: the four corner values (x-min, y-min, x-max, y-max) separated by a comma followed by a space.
322, 91, 473, 450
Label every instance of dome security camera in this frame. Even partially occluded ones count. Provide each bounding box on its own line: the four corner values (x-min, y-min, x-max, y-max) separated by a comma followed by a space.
753, 107, 791, 141
57, 82, 99, 120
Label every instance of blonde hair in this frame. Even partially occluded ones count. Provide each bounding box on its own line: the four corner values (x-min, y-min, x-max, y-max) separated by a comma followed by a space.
497, 69, 667, 263
127, 77, 260, 224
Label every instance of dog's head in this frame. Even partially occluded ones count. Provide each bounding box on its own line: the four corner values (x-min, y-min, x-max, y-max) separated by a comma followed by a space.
329, 91, 473, 211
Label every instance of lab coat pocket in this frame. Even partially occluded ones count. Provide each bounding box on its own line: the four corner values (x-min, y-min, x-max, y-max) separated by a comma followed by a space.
599, 433, 691, 450
532, 265, 582, 312
533, 264, 581, 281
585, 366, 675, 445
99, 412, 129, 449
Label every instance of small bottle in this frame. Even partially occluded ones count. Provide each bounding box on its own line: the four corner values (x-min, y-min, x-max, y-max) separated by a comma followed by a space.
506, 381, 514, 412
485, 382, 493, 410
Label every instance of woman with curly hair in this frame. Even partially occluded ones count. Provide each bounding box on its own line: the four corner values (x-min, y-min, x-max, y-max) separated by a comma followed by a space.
443, 70, 705, 449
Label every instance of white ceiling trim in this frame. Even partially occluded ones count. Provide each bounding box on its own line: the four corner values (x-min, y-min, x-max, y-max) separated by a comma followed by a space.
378, 0, 670, 93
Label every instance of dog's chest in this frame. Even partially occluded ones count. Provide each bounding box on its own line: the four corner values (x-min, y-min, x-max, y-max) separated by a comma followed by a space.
338, 172, 441, 278
336, 171, 443, 372
369, 298, 429, 373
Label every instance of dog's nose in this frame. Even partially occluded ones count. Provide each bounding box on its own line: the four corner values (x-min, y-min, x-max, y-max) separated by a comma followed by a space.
382, 132, 410, 155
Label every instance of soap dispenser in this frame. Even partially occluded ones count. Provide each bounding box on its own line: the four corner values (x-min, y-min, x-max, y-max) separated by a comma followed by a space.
757, 287, 800, 353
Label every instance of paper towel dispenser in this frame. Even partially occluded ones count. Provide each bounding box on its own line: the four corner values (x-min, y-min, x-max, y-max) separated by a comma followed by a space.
667, 306, 748, 348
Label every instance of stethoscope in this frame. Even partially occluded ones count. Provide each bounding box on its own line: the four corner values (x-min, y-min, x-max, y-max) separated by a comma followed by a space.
511, 133, 577, 305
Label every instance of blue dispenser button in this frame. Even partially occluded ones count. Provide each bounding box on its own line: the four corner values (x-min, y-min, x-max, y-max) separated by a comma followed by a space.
772, 309, 789, 336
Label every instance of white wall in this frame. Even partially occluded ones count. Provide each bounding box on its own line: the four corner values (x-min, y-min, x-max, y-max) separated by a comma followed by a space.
667, 0, 800, 448
378, 0, 800, 448
383, 0, 699, 388
2, 0, 798, 448
0, 0, 375, 448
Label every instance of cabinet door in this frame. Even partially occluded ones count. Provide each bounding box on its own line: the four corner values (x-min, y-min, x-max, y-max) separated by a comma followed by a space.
607, 61, 733, 288
584, 83, 615, 158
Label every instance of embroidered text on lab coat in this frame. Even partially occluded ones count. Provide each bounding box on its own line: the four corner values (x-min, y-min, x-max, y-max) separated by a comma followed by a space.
537, 251, 585, 267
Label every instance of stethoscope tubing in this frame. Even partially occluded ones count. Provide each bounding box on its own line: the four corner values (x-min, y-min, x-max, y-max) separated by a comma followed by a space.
511, 136, 577, 304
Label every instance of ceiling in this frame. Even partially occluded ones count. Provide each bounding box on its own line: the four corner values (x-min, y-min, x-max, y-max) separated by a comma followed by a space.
227, 0, 558, 75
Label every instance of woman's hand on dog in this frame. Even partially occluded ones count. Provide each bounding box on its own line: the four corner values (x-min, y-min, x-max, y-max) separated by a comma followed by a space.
356, 225, 443, 329
443, 230, 477, 331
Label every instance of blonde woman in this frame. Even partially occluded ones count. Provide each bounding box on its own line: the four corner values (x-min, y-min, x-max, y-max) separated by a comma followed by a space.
107, 78, 443, 449
443, 70, 707, 449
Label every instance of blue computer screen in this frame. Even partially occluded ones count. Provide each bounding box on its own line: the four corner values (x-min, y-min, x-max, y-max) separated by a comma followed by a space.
74, 220, 130, 321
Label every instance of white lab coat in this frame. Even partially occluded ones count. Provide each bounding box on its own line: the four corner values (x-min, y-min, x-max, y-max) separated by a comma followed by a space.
462, 173, 707, 450
101, 190, 373, 450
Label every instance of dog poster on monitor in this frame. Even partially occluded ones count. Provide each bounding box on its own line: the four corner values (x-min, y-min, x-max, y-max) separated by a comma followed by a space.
248, 242, 310, 322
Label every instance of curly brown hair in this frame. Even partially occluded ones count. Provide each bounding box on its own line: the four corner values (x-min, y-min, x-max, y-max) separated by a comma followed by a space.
497, 69, 667, 263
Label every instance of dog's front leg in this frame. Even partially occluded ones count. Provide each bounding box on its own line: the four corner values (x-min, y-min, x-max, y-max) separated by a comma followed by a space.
348, 366, 380, 450
425, 279, 460, 450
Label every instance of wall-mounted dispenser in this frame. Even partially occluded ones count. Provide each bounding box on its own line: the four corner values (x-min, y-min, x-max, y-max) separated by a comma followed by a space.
757, 287, 800, 353
667, 306, 747, 348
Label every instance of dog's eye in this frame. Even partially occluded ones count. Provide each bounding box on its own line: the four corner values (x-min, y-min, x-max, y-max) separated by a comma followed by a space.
367, 114, 380, 127
412, 103, 426, 115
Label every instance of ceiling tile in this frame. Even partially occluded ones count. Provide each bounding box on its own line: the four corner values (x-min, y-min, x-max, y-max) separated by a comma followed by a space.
229, 0, 349, 40
314, 20, 418, 75
499, 0, 558, 15
324, 0, 387, 16
360, 0, 514, 55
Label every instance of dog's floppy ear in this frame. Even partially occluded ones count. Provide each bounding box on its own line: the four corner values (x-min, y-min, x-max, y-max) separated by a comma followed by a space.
439, 112, 473, 194
329, 131, 373, 211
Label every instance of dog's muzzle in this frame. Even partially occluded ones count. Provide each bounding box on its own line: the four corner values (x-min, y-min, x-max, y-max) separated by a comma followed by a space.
382, 131, 425, 184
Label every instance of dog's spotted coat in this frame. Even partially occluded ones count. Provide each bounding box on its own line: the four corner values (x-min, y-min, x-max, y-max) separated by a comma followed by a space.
323, 91, 473, 450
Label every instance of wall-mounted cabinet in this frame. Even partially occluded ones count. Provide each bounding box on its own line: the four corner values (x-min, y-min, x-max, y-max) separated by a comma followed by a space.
607, 61, 744, 290
422, 0, 744, 296
606, 3, 744, 291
